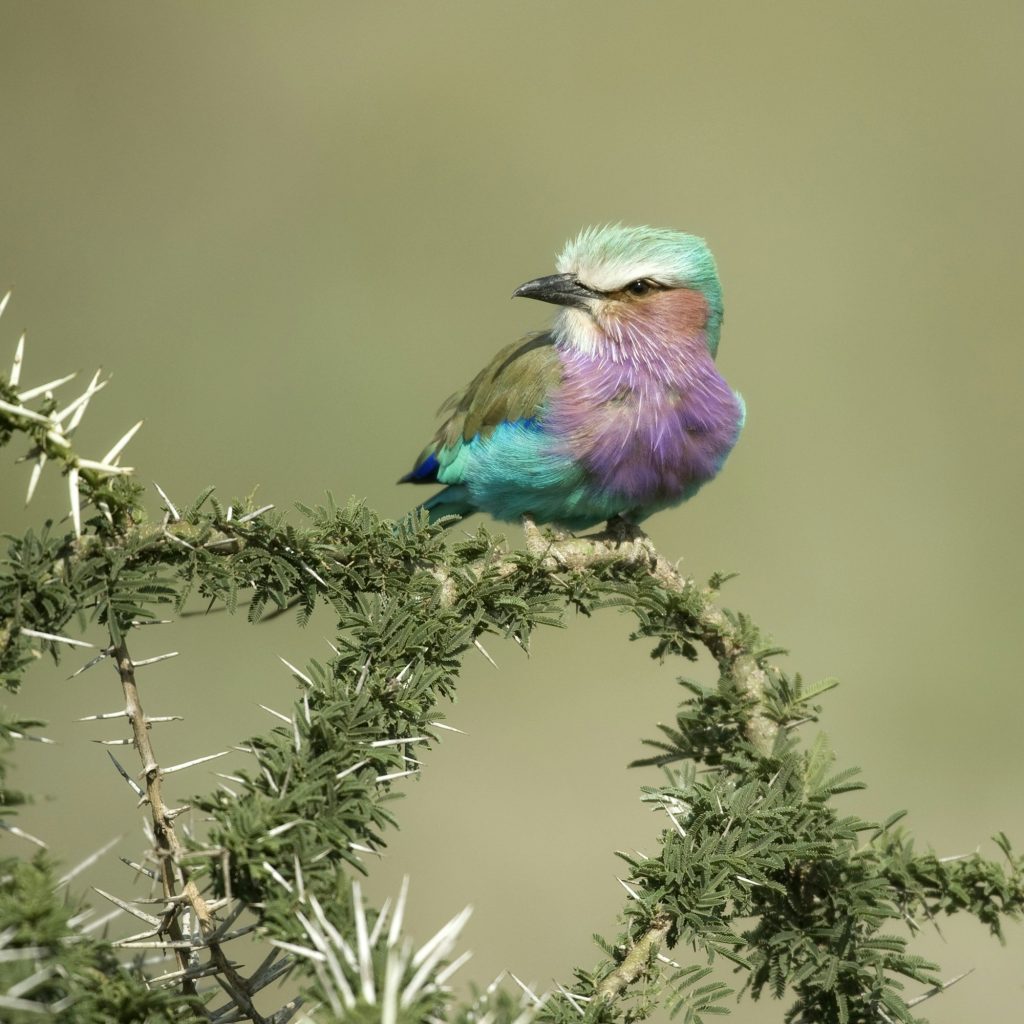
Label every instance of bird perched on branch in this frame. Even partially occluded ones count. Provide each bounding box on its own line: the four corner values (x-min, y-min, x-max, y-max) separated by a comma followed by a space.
401, 225, 744, 531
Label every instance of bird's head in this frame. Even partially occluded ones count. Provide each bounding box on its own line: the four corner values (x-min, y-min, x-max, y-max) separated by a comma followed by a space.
513, 224, 724, 358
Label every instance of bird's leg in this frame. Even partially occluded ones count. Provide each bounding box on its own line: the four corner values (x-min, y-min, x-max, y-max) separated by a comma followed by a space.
599, 514, 646, 546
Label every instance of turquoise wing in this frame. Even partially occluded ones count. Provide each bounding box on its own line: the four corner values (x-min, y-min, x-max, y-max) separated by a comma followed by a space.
400, 333, 563, 487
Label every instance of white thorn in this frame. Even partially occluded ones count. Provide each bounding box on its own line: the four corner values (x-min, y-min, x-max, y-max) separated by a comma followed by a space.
0, 822, 48, 849
508, 973, 543, 1007
9, 329, 24, 387
554, 981, 586, 1017
335, 759, 368, 782
382, 944, 405, 1024
236, 504, 274, 523
266, 820, 304, 838
376, 769, 418, 783
162, 526, 195, 550
93, 888, 163, 927
68, 467, 81, 536
19, 627, 94, 649
906, 968, 975, 1007
435, 948, 473, 985
301, 562, 328, 586
131, 651, 179, 667
262, 861, 293, 893
152, 481, 180, 521
161, 750, 228, 775
367, 896, 392, 948
25, 454, 46, 506
76, 458, 134, 475
6, 729, 56, 744
101, 419, 143, 464
410, 904, 472, 971
352, 879, 375, 1003
369, 737, 427, 748
63, 371, 105, 431
268, 938, 325, 961
0, 397, 48, 423
473, 638, 498, 668
388, 876, 410, 950
616, 878, 640, 900
69, 648, 113, 678
17, 372, 78, 402
107, 752, 144, 797
258, 703, 292, 725
279, 657, 313, 687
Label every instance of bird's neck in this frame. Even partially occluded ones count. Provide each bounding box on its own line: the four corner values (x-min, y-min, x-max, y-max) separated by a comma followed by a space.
552, 288, 716, 382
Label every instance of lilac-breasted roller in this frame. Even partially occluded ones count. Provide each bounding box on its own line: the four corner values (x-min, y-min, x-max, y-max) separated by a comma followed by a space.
400, 225, 744, 531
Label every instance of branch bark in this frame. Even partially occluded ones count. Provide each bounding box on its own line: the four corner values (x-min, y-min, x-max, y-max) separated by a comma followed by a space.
595, 913, 673, 1003
115, 639, 269, 1023
521, 516, 779, 755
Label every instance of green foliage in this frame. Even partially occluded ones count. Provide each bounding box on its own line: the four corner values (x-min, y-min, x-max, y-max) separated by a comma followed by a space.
0, 856, 195, 1023
0, 369, 1021, 1023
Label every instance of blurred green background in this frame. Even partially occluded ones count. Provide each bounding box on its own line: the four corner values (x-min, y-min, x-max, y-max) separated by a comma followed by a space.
2, 2, 1022, 1020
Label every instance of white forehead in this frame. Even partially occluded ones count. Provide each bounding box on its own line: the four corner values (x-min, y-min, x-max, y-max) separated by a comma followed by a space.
555, 224, 712, 293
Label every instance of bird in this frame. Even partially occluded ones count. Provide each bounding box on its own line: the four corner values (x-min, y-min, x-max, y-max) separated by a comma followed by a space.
400, 224, 744, 532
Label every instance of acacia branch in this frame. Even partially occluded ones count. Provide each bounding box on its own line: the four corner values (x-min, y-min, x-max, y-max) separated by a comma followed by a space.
595, 912, 673, 1003
520, 516, 778, 755
115, 639, 269, 1023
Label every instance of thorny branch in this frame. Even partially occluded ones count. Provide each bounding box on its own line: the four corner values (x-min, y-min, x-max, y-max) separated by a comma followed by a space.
115, 639, 273, 1024
5, 294, 1021, 1024
520, 514, 778, 755
520, 516, 778, 1002
595, 913, 674, 1004
99, 511, 779, 1017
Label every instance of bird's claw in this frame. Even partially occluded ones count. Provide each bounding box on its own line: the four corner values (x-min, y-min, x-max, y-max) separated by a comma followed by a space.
601, 515, 645, 546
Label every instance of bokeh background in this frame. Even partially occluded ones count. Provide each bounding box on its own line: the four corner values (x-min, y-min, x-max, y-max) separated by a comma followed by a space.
2, 3, 1022, 1020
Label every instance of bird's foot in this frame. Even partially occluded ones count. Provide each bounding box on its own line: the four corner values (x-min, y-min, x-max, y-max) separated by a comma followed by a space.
598, 515, 646, 546
521, 513, 679, 583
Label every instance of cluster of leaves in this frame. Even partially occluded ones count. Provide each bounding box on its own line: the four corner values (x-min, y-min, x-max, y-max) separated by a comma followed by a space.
545, 667, 1024, 1024
0, 854, 191, 1022
0, 717, 191, 1021
1, 405, 1022, 1023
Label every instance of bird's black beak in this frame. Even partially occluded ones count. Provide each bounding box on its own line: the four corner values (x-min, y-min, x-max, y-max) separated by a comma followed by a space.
512, 273, 601, 311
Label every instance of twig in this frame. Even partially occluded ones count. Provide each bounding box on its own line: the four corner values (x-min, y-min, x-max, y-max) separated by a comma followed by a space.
115, 639, 269, 1023
520, 515, 779, 755
594, 913, 673, 1002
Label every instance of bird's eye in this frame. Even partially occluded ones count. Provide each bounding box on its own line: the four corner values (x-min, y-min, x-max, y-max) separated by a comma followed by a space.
626, 279, 652, 296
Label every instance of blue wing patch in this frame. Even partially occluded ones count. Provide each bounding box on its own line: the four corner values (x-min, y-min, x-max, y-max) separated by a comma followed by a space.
399, 451, 440, 484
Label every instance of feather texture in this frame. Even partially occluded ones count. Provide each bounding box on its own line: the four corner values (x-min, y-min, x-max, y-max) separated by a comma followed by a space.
400, 225, 744, 530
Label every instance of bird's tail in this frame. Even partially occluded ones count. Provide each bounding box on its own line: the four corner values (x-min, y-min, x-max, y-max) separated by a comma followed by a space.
413, 485, 475, 526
